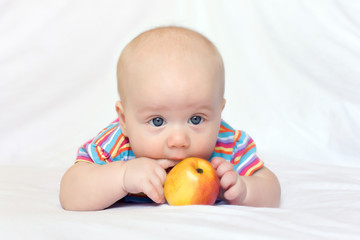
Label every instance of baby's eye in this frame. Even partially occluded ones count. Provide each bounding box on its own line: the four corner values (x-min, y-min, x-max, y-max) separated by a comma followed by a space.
189, 116, 203, 125
149, 117, 165, 127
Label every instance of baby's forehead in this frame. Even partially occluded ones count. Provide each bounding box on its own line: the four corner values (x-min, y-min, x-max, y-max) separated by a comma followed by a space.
126, 27, 221, 61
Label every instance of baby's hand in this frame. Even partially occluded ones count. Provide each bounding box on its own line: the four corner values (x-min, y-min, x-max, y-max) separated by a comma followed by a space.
211, 157, 247, 204
120, 158, 178, 204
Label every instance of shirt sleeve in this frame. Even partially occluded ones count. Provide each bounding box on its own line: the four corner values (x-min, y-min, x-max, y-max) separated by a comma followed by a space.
75, 139, 113, 165
74, 119, 129, 165
231, 130, 264, 176
75, 119, 119, 165
75, 139, 95, 163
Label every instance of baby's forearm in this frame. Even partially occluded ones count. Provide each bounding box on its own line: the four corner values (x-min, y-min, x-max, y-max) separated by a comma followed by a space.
231, 167, 281, 207
59, 161, 127, 211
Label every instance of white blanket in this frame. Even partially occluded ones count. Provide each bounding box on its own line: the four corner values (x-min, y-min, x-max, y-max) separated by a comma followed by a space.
1, 1, 359, 239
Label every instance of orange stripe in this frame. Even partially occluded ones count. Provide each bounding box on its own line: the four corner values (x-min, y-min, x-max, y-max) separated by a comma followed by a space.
215, 150, 233, 155
244, 161, 264, 176
118, 146, 131, 153
232, 156, 240, 165
114, 146, 131, 156
243, 142, 255, 155
214, 147, 233, 154
110, 134, 125, 158
94, 125, 117, 145
233, 130, 241, 144
96, 146, 108, 162
219, 125, 234, 133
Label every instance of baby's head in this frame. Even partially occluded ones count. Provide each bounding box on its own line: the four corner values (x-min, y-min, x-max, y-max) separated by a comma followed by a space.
116, 26, 226, 160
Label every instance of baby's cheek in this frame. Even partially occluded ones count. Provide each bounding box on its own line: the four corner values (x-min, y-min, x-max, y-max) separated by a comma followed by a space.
193, 137, 218, 159
192, 145, 215, 160
131, 139, 163, 159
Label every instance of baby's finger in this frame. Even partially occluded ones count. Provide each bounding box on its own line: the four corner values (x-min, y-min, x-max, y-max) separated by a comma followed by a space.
220, 171, 238, 190
224, 177, 246, 202
224, 185, 240, 201
151, 170, 166, 194
154, 167, 167, 185
157, 159, 179, 170
210, 157, 226, 169
217, 161, 235, 177
142, 180, 164, 204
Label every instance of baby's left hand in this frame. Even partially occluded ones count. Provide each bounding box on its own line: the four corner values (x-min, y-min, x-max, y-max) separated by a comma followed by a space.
211, 157, 247, 204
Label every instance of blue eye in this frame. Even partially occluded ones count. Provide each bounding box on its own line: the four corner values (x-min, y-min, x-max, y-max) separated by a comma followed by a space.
189, 116, 203, 125
150, 117, 165, 127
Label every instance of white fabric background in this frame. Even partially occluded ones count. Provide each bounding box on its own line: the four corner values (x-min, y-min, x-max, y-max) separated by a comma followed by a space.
1, 0, 359, 239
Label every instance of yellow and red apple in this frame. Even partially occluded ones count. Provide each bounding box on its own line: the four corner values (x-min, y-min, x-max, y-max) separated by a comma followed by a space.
164, 157, 220, 206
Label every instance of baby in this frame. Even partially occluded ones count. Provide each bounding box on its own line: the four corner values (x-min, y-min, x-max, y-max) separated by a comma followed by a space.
60, 26, 281, 210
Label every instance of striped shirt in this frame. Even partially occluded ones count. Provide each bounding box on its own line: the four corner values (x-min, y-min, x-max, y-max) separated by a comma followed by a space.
76, 119, 264, 177
76, 119, 263, 203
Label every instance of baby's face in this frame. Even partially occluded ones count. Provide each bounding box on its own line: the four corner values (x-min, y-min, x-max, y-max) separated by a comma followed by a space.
117, 32, 225, 161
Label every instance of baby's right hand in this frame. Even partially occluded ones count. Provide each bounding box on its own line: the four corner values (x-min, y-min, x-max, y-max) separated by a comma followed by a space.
120, 157, 178, 203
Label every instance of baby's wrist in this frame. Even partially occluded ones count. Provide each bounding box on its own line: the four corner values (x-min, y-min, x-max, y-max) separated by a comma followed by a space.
117, 161, 128, 194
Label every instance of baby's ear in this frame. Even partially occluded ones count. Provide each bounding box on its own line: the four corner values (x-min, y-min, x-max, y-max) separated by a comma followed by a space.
115, 101, 127, 136
222, 98, 226, 111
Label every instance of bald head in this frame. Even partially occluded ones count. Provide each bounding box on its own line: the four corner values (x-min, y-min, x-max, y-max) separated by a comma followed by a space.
116, 26, 225, 103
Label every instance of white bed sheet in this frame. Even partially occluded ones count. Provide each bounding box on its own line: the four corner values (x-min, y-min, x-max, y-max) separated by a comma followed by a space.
1, 156, 359, 239
1, 0, 359, 239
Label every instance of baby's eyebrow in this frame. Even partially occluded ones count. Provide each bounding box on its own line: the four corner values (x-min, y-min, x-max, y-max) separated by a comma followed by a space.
137, 104, 165, 112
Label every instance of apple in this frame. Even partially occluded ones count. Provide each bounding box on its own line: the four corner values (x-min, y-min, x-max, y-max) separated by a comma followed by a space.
164, 157, 220, 206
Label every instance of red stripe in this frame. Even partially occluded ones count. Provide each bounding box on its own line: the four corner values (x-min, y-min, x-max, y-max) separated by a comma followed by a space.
215, 149, 233, 154
216, 142, 233, 148
240, 159, 263, 176
219, 124, 234, 133
117, 146, 132, 154
248, 161, 264, 176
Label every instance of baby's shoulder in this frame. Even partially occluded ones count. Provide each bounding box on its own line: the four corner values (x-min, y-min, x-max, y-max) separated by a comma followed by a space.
91, 118, 124, 147
219, 120, 252, 145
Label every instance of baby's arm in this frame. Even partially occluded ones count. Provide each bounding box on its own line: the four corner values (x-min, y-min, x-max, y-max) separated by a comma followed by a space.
60, 158, 177, 211
211, 157, 281, 207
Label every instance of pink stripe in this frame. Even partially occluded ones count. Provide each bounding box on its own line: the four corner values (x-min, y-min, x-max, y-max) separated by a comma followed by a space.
215, 141, 233, 148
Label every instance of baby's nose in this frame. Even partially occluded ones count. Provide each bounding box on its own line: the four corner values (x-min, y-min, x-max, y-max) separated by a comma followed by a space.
167, 130, 190, 149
